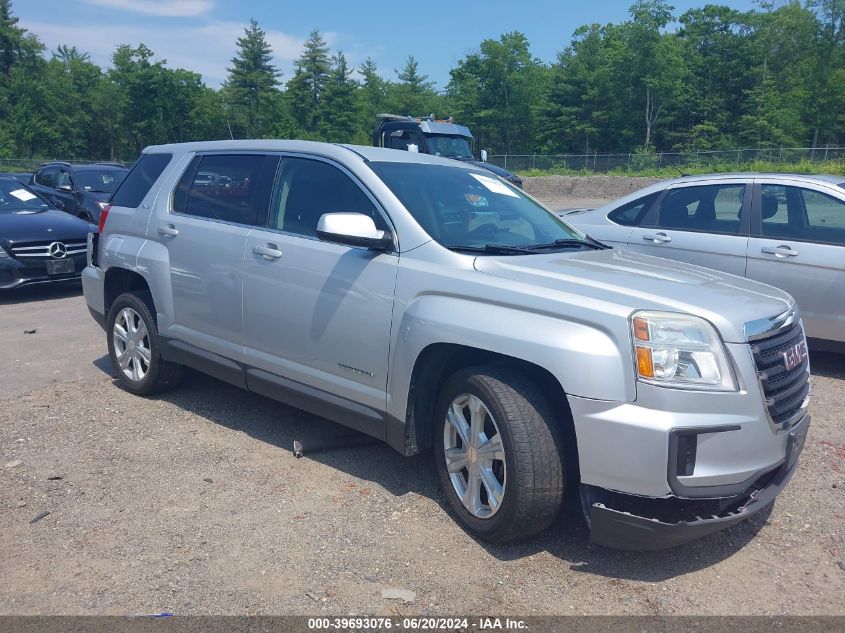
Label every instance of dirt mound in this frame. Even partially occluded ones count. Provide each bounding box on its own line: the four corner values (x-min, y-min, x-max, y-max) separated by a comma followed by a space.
524, 175, 662, 201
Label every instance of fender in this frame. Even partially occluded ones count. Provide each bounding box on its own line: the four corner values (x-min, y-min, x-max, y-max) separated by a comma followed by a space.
386, 292, 635, 424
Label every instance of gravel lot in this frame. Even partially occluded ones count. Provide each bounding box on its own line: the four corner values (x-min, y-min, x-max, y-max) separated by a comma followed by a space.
1, 249, 844, 615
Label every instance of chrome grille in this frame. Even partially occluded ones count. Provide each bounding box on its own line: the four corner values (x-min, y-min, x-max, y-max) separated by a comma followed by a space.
9, 241, 87, 258
751, 322, 810, 430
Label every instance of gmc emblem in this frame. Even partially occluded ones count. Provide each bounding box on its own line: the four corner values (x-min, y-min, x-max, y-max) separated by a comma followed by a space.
782, 341, 808, 371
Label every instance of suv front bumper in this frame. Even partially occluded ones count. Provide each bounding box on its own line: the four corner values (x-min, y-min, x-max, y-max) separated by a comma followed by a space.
586, 413, 809, 550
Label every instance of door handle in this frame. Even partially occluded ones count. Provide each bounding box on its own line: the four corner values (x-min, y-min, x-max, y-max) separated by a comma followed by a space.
253, 244, 283, 260
761, 245, 798, 258
158, 224, 179, 238
642, 232, 672, 243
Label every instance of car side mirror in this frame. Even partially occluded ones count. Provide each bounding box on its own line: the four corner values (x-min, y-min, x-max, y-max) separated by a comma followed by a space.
57, 184, 73, 192
480, 149, 488, 162
316, 213, 393, 251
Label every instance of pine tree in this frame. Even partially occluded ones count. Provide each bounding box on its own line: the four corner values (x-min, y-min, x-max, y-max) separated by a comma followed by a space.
318, 51, 358, 142
224, 18, 279, 137
286, 28, 331, 133
390, 55, 435, 116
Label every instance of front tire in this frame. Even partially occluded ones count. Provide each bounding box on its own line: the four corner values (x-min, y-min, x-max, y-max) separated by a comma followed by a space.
106, 291, 183, 395
433, 366, 566, 543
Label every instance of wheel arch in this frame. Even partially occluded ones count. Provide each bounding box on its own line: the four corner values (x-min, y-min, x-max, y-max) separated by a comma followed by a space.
104, 268, 152, 316
399, 343, 579, 482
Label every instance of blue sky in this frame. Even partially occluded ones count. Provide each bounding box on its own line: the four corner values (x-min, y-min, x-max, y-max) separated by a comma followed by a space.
17, 0, 759, 89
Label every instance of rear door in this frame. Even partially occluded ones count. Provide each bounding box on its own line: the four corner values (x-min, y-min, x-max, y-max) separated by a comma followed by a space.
161, 152, 278, 361
746, 180, 845, 343
626, 180, 750, 277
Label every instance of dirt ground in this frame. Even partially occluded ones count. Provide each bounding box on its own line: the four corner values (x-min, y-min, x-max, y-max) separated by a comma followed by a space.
1, 189, 844, 615
524, 175, 662, 210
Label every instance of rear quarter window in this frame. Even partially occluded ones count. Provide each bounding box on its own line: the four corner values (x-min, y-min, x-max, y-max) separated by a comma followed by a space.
110, 153, 173, 208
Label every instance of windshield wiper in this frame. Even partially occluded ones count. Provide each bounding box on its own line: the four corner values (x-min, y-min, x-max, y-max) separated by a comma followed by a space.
521, 236, 609, 251
446, 243, 537, 255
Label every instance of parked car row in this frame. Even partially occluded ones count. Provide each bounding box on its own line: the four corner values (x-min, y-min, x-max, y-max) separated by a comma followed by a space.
559, 173, 845, 350
0, 175, 94, 289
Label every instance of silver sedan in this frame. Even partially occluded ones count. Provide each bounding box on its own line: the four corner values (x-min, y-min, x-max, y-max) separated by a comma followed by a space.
560, 173, 845, 349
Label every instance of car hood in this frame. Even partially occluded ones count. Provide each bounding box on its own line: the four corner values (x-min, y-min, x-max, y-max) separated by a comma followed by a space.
474, 248, 794, 343
0, 209, 95, 244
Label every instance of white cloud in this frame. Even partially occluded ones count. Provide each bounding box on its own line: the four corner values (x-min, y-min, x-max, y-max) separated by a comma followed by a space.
20, 19, 312, 86
82, 0, 215, 17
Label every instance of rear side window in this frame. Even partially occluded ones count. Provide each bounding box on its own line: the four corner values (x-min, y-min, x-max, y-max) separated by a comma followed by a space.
608, 192, 660, 226
110, 153, 173, 208
173, 154, 278, 227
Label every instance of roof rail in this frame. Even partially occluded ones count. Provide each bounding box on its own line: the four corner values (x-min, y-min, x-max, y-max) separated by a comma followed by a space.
376, 113, 414, 122
38, 160, 71, 168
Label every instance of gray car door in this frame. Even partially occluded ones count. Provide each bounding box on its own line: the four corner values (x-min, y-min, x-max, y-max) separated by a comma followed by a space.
242, 155, 399, 423
746, 180, 845, 343
626, 180, 751, 277
161, 153, 278, 361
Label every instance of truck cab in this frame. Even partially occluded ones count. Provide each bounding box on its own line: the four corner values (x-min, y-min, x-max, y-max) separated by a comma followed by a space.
373, 114, 523, 188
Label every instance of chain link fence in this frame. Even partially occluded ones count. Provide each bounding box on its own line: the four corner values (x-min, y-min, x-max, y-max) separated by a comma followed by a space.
488, 147, 845, 174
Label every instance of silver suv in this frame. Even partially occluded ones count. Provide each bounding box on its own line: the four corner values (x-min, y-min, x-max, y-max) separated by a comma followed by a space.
83, 141, 811, 550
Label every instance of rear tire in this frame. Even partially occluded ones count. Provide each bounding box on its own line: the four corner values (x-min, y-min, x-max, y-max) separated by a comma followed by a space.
433, 365, 566, 543
106, 291, 183, 395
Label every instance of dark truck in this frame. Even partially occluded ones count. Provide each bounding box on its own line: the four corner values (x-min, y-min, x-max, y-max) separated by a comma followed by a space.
373, 114, 523, 188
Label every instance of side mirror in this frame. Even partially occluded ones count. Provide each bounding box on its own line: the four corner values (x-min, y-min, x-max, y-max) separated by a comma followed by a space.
480, 149, 488, 162
316, 213, 393, 251
57, 184, 73, 192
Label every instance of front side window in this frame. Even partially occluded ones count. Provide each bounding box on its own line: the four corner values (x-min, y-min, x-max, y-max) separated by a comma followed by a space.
424, 135, 473, 160
269, 157, 383, 238
758, 184, 845, 246
57, 170, 72, 189
369, 162, 587, 252
36, 167, 58, 188
608, 192, 660, 226
174, 154, 274, 226
656, 184, 745, 235
386, 130, 425, 152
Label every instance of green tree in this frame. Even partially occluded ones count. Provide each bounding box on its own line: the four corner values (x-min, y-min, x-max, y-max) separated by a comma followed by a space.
224, 19, 280, 138
286, 28, 331, 133
388, 55, 438, 116
317, 51, 360, 142
446, 33, 546, 154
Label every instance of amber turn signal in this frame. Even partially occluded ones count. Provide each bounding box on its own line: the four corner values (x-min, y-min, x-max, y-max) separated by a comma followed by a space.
633, 317, 650, 341
636, 346, 654, 378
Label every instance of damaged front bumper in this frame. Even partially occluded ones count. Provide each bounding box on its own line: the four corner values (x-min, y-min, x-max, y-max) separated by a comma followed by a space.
587, 414, 810, 551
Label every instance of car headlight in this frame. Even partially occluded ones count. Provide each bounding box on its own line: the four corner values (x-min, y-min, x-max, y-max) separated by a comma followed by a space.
0, 244, 9, 258
631, 311, 737, 391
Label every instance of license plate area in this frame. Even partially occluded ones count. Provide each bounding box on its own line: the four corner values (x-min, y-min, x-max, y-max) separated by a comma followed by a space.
785, 418, 809, 471
46, 259, 75, 275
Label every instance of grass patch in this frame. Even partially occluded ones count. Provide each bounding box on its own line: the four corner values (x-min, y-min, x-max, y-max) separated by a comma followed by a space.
517, 158, 845, 179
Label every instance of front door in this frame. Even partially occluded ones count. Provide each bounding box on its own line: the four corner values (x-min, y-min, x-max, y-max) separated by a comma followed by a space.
242, 155, 398, 422
626, 181, 750, 277
746, 181, 845, 343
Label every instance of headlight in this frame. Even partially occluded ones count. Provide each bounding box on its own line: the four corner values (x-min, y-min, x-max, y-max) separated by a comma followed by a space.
631, 311, 737, 391
0, 244, 9, 258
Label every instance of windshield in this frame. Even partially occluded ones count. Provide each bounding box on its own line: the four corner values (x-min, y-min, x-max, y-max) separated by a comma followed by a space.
74, 169, 127, 193
370, 162, 587, 252
424, 135, 473, 160
0, 180, 49, 213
